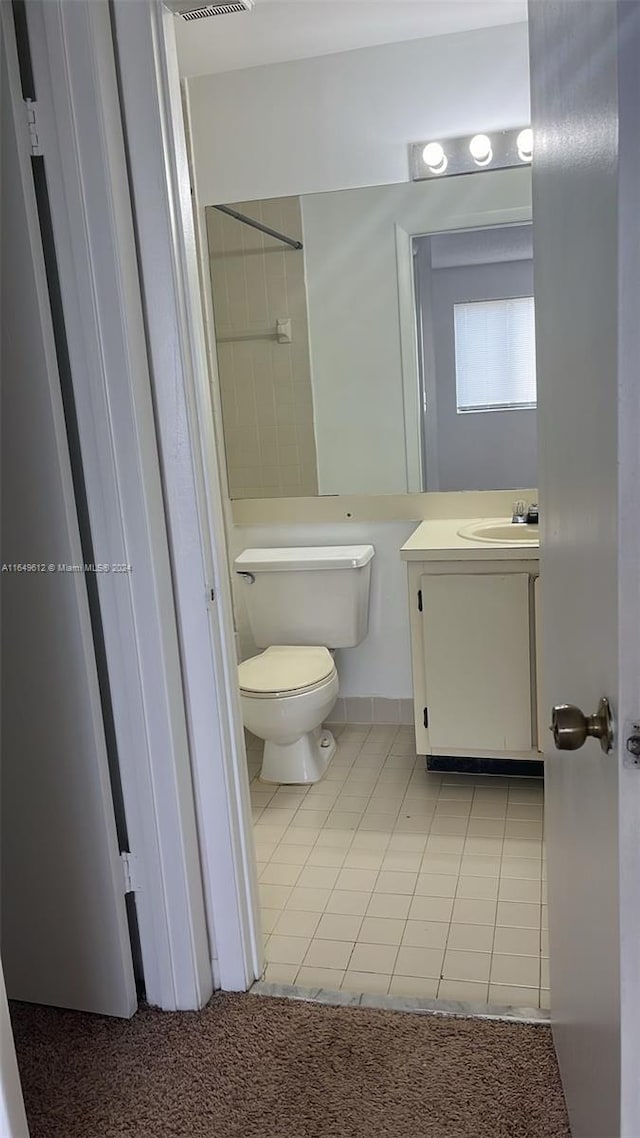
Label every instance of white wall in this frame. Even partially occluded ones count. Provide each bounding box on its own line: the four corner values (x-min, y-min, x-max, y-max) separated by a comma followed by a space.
301, 169, 532, 494
186, 23, 530, 205
231, 522, 416, 698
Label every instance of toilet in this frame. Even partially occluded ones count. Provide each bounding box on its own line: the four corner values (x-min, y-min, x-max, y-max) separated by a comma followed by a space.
235, 545, 375, 784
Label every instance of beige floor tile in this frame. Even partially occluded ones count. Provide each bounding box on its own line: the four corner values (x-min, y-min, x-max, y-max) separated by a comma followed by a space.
442, 949, 491, 982
358, 916, 405, 946
496, 900, 541, 929
438, 785, 474, 802
286, 886, 331, 913
541, 927, 549, 956
254, 842, 278, 863
456, 875, 499, 901
459, 854, 501, 877
464, 836, 504, 856
402, 920, 448, 950
394, 815, 433, 834
542, 905, 548, 929
260, 908, 280, 935
272, 789, 308, 807
466, 818, 506, 838
366, 893, 412, 920
270, 844, 312, 867
374, 870, 417, 895
408, 895, 454, 923
507, 802, 544, 821
305, 846, 347, 869
264, 962, 298, 985
254, 825, 288, 845
491, 953, 540, 987
540, 988, 551, 1009
387, 833, 429, 853
498, 877, 541, 904
350, 831, 391, 851
426, 835, 466, 854
388, 975, 439, 999
315, 912, 364, 942
281, 827, 322, 846
502, 838, 543, 858
296, 865, 340, 890
259, 883, 292, 910
359, 814, 399, 832
315, 829, 355, 849
434, 798, 472, 818
452, 898, 497, 925
395, 945, 444, 979
414, 873, 458, 898
420, 852, 462, 876
381, 850, 423, 873
303, 939, 355, 970
430, 816, 468, 836
505, 820, 544, 840
500, 855, 542, 880
296, 966, 345, 990
259, 863, 302, 887
325, 890, 371, 916
493, 925, 540, 955
294, 811, 331, 829
489, 983, 540, 1008
541, 958, 550, 987
437, 979, 489, 1002
273, 909, 321, 939
325, 812, 362, 831
335, 867, 379, 892
446, 923, 494, 953
340, 973, 391, 997
349, 942, 398, 974
342, 849, 385, 871
266, 934, 311, 966
334, 796, 370, 813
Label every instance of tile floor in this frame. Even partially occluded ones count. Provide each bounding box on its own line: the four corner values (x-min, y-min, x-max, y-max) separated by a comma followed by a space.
249, 724, 548, 1009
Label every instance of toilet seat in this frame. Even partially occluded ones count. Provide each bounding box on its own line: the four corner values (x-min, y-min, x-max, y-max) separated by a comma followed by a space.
239, 645, 335, 698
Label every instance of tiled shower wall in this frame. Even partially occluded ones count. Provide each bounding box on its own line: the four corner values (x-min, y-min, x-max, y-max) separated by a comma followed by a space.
207, 198, 319, 498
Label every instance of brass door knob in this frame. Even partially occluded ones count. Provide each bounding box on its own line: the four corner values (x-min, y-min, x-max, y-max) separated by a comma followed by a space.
551, 697, 613, 754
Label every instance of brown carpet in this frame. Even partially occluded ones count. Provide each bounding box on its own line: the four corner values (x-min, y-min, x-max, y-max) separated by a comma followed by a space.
10, 993, 570, 1138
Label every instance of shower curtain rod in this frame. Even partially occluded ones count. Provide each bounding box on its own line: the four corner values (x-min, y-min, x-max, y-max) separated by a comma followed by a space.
213, 204, 303, 251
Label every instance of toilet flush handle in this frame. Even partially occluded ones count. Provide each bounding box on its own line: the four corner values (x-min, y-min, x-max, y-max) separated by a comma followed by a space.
236, 571, 256, 585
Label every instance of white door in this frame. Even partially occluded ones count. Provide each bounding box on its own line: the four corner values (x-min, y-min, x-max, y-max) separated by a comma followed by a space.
1, 9, 137, 1018
530, 2, 640, 1135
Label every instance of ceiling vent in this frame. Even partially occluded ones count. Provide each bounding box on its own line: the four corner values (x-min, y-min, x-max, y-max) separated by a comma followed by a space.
168, 0, 254, 18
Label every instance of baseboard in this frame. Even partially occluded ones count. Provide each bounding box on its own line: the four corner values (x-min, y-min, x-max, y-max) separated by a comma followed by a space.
326, 697, 414, 727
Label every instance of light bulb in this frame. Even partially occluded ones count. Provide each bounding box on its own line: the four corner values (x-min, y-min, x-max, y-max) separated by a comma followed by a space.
469, 133, 493, 166
422, 141, 448, 174
517, 127, 533, 162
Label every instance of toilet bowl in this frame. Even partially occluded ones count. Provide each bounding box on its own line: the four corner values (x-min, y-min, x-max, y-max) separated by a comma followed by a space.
239, 645, 338, 784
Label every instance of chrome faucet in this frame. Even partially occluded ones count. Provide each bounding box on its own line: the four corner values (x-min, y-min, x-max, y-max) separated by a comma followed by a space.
512, 500, 539, 525
512, 500, 527, 524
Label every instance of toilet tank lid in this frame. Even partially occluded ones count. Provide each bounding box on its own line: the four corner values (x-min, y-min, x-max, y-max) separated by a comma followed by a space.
235, 545, 375, 572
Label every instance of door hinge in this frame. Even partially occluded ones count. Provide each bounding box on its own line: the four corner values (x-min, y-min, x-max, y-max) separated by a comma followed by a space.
424, 707, 429, 729
120, 851, 137, 895
417, 589, 423, 612
25, 99, 42, 156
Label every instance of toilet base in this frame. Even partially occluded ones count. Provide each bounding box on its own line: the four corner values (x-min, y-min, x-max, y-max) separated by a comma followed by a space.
259, 728, 336, 785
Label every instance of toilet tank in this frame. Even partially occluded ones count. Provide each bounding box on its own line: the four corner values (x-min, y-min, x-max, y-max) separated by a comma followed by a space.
234, 545, 375, 649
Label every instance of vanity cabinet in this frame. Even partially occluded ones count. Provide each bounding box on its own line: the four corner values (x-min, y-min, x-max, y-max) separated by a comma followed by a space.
405, 554, 540, 763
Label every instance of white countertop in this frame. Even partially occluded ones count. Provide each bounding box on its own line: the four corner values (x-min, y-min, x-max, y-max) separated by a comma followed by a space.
400, 518, 540, 562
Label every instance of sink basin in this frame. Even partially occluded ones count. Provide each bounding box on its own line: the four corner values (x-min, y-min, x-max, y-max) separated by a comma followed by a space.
457, 519, 539, 545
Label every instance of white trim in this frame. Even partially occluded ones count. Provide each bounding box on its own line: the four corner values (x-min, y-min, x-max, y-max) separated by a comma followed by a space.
111, 0, 263, 991
394, 225, 423, 493
24, 0, 213, 1009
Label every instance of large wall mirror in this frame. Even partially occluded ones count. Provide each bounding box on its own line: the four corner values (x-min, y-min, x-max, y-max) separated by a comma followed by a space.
206, 166, 533, 499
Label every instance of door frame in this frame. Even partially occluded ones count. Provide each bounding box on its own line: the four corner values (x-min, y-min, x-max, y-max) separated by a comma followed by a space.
12, 0, 222, 1010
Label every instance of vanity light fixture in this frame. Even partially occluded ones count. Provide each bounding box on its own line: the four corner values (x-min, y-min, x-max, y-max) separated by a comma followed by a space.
469, 133, 493, 167
421, 141, 448, 175
410, 127, 532, 181
517, 128, 534, 163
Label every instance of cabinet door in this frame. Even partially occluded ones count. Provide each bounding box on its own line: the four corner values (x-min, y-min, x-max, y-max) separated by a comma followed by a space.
421, 573, 532, 753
